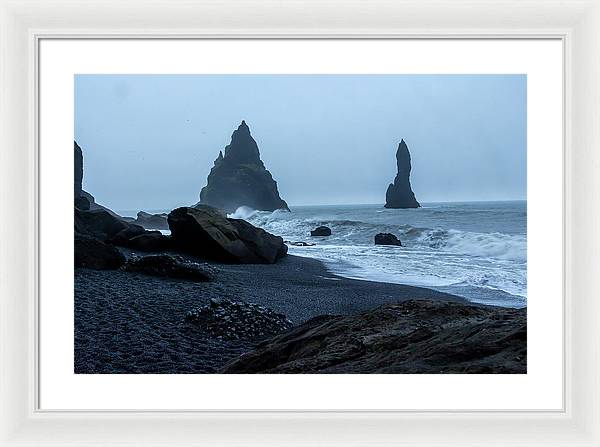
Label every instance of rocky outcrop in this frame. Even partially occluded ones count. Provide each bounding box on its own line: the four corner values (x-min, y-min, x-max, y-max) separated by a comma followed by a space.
123, 254, 213, 281
222, 299, 527, 374
75, 233, 125, 270
199, 121, 289, 213
109, 224, 147, 245
74, 141, 123, 217
311, 226, 331, 237
126, 232, 172, 252
168, 205, 287, 264
384, 139, 420, 209
75, 208, 129, 241
186, 298, 293, 340
74, 141, 175, 268
130, 211, 169, 230
374, 233, 402, 246
76, 207, 172, 252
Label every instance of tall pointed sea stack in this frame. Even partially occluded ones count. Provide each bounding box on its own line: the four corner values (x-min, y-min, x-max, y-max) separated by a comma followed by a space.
384, 139, 420, 209
199, 121, 289, 213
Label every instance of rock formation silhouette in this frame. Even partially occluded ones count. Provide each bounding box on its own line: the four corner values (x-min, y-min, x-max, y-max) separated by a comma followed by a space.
199, 121, 289, 213
384, 139, 420, 209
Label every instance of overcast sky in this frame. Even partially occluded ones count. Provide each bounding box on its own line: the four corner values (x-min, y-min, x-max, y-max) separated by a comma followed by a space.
75, 74, 526, 212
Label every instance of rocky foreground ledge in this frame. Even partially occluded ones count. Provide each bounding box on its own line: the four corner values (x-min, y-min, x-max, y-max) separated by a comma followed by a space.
222, 299, 526, 374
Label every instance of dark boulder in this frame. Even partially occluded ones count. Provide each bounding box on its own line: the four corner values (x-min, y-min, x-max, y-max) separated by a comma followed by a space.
75, 208, 129, 241
122, 254, 212, 281
310, 226, 331, 237
199, 121, 289, 213
109, 224, 147, 245
384, 139, 420, 209
75, 233, 125, 270
76, 205, 170, 252
167, 206, 287, 264
228, 218, 288, 263
374, 233, 402, 246
222, 300, 527, 374
133, 211, 169, 230
126, 232, 172, 252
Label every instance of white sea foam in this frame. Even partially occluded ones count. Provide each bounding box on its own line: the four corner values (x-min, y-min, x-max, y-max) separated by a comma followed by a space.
414, 228, 526, 262
228, 206, 259, 220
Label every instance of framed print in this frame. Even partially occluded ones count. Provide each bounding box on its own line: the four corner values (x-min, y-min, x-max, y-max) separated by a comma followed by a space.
42, 39, 557, 411
1, 0, 600, 446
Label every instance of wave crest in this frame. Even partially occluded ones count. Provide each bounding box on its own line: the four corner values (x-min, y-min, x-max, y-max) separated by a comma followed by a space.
227, 206, 259, 220
240, 208, 526, 262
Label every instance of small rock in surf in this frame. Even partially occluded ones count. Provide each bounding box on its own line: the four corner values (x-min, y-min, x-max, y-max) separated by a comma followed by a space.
374, 233, 402, 246
310, 226, 332, 237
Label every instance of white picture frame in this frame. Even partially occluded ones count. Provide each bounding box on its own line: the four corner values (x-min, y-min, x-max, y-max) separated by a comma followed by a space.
1, 0, 599, 445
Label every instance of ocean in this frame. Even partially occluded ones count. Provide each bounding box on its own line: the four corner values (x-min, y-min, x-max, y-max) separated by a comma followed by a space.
120, 200, 526, 308
230, 201, 527, 308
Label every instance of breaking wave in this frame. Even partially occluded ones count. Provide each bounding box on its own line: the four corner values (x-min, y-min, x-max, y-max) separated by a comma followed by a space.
243, 211, 525, 262
228, 205, 262, 220
226, 202, 527, 307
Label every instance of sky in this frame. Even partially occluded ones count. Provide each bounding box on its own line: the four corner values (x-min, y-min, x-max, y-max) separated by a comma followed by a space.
74, 74, 526, 212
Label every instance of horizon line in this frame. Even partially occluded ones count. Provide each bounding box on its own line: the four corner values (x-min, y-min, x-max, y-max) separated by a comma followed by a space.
113, 198, 527, 214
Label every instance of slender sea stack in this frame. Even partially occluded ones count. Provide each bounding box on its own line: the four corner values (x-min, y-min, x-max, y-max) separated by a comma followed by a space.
384, 139, 420, 209
74, 141, 83, 199
199, 121, 289, 213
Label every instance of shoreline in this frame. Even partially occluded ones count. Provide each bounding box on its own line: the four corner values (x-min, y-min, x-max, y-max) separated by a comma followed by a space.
75, 253, 479, 374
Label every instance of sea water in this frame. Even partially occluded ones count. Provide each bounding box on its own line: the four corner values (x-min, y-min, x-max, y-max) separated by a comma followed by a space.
231, 201, 527, 308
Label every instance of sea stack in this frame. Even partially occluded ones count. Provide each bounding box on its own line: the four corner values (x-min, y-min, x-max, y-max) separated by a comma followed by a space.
74, 141, 83, 199
384, 139, 420, 209
199, 121, 289, 213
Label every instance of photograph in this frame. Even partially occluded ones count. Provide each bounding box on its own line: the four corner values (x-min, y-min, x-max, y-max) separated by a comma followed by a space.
74, 74, 527, 374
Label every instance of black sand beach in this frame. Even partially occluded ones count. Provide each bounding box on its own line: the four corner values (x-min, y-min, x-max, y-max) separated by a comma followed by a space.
75, 254, 467, 373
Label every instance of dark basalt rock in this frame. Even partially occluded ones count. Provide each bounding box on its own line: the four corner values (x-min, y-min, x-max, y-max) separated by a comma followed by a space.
186, 298, 293, 340
74, 141, 174, 272
76, 207, 170, 252
167, 206, 287, 264
384, 139, 420, 209
75, 208, 129, 241
127, 232, 172, 252
228, 218, 288, 263
374, 233, 402, 246
74, 195, 91, 211
132, 211, 169, 230
109, 224, 147, 245
222, 299, 527, 374
74, 141, 83, 199
199, 121, 289, 213
75, 233, 125, 270
310, 226, 332, 237
123, 254, 212, 281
